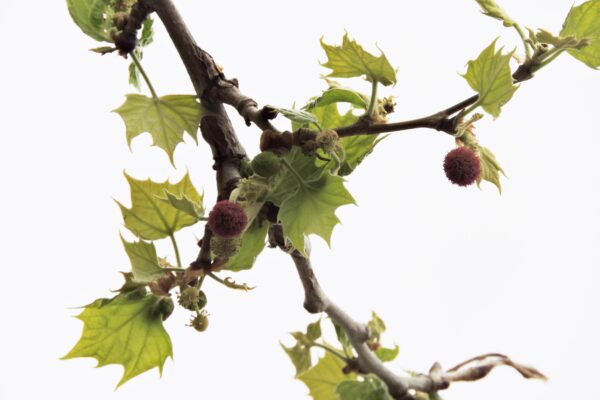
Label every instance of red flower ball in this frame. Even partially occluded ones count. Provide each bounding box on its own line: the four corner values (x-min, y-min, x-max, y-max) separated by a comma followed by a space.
443, 147, 481, 187
207, 200, 248, 238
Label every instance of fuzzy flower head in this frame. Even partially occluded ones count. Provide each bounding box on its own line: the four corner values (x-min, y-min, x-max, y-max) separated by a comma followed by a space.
443, 147, 481, 187
207, 200, 248, 238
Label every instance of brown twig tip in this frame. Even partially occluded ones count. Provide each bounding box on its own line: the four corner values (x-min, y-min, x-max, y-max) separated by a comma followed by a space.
444, 353, 548, 383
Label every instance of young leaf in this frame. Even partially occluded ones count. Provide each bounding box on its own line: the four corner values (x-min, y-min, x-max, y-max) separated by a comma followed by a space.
535, 29, 590, 50
118, 172, 202, 240
337, 376, 392, 400
477, 146, 505, 192
128, 18, 155, 90
113, 94, 207, 164
310, 103, 358, 130
561, 0, 600, 69
332, 320, 354, 357
474, 0, 517, 27
375, 345, 400, 363
368, 312, 386, 342
278, 172, 355, 254
66, 0, 113, 42
276, 107, 320, 128
223, 219, 269, 271
321, 34, 397, 86
462, 39, 518, 118
307, 319, 322, 341
307, 85, 369, 110
298, 352, 355, 400
62, 294, 173, 387
282, 342, 313, 376
160, 190, 205, 221
121, 236, 165, 283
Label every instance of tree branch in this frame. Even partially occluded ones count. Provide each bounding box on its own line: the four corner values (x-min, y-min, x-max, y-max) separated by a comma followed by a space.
278, 227, 546, 399
335, 62, 535, 138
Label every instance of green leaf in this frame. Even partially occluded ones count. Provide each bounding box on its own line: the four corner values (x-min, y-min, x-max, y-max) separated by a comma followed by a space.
462, 39, 518, 118
307, 319, 322, 341
276, 107, 320, 128
339, 135, 384, 176
139, 16, 154, 47
160, 190, 205, 221
308, 85, 369, 110
268, 148, 325, 205
307, 99, 381, 176
375, 345, 400, 363
113, 94, 207, 164
62, 294, 172, 387
279, 172, 355, 254
474, 0, 517, 27
311, 103, 359, 130
337, 377, 391, 400
121, 236, 165, 283
298, 352, 355, 400
321, 34, 397, 86
368, 312, 386, 342
118, 172, 202, 240
535, 29, 590, 50
128, 18, 155, 90
332, 320, 353, 357
223, 219, 269, 271
561, 0, 600, 69
282, 342, 313, 377
477, 146, 505, 193
66, 0, 113, 42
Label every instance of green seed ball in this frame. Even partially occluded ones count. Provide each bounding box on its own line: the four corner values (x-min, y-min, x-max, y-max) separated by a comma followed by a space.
250, 151, 281, 178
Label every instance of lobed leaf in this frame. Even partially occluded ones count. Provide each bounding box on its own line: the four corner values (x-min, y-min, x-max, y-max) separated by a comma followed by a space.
159, 190, 205, 221
282, 343, 313, 377
298, 352, 355, 400
118, 172, 202, 240
278, 172, 355, 255
321, 34, 397, 86
121, 236, 165, 283
63, 293, 173, 387
462, 39, 518, 118
477, 145, 505, 193
113, 94, 207, 164
561, 0, 600, 69
337, 376, 391, 400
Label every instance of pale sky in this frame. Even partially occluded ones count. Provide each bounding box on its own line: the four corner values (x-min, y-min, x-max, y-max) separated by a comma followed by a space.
1, 1, 599, 399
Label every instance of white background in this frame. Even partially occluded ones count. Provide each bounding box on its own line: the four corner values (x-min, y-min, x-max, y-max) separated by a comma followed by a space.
1, 1, 599, 399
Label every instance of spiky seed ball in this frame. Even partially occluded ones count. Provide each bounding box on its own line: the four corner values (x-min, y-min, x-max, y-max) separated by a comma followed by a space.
251, 151, 281, 177
178, 287, 200, 310
207, 200, 248, 239
189, 312, 209, 332
210, 236, 242, 258
443, 147, 481, 187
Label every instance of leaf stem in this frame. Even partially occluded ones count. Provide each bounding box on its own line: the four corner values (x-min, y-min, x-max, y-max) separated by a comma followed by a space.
312, 343, 350, 363
514, 24, 532, 60
366, 80, 379, 117
169, 234, 183, 268
281, 158, 306, 188
131, 52, 159, 99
